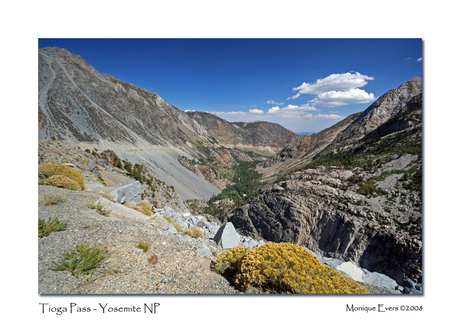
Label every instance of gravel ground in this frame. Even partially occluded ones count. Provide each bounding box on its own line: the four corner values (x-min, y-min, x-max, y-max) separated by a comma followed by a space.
38, 185, 239, 295
38, 185, 396, 295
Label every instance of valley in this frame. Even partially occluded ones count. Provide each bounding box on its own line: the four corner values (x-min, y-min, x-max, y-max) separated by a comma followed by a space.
38, 46, 423, 293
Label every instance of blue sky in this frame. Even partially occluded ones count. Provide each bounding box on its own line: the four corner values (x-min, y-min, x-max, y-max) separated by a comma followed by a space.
38, 38, 422, 134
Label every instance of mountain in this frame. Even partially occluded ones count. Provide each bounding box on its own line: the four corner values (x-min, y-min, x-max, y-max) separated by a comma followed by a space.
258, 112, 362, 179
186, 111, 298, 151
258, 76, 422, 179
227, 76, 423, 285
38, 47, 297, 200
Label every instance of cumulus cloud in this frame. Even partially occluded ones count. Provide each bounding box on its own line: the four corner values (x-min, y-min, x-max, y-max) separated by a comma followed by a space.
265, 104, 318, 118
310, 88, 376, 107
249, 108, 264, 114
417, 57, 422, 62
283, 104, 317, 111
266, 100, 284, 105
289, 72, 374, 100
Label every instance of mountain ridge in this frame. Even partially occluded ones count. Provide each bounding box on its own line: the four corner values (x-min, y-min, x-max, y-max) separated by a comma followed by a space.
38, 47, 298, 200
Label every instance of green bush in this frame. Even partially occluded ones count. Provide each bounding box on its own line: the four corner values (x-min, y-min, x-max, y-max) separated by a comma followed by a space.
51, 241, 110, 276
39, 217, 68, 238
39, 192, 67, 206
213, 242, 370, 294
87, 200, 111, 216
137, 237, 150, 252
39, 164, 85, 190
358, 180, 375, 196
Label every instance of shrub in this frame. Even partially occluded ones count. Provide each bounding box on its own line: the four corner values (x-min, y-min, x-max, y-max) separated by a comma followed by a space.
137, 237, 150, 252
182, 226, 204, 239
39, 164, 85, 190
39, 192, 67, 206
39, 217, 68, 238
213, 242, 370, 294
51, 241, 110, 276
136, 201, 153, 216
213, 246, 250, 277
358, 180, 375, 196
44, 175, 82, 191
87, 200, 111, 216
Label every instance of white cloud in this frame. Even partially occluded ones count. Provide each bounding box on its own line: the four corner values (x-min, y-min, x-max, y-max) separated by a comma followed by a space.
265, 104, 318, 119
213, 111, 247, 116
249, 108, 264, 114
310, 88, 376, 107
266, 100, 284, 105
289, 72, 374, 100
303, 113, 344, 119
184, 109, 195, 112
315, 113, 344, 119
417, 57, 422, 62
283, 103, 317, 111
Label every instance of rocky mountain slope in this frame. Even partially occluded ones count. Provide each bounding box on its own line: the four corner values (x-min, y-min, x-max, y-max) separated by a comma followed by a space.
38, 47, 297, 200
259, 76, 422, 180
186, 111, 298, 152
228, 76, 423, 285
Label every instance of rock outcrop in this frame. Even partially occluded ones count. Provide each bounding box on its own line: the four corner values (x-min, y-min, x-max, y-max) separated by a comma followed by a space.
229, 168, 422, 285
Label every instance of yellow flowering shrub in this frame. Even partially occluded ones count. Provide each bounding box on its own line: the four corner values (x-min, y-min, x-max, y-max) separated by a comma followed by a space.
39, 164, 85, 190
213, 242, 370, 294
213, 246, 250, 277
44, 174, 82, 191
136, 201, 153, 216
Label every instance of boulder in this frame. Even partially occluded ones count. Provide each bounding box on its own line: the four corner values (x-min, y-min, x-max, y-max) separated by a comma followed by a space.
109, 181, 141, 204
213, 222, 240, 249
164, 222, 178, 234
197, 219, 211, 228
197, 247, 212, 257
362, 269, 399, 290
164, 206, 177, 218
402, 278, 416, 289
335, 261, 364, 282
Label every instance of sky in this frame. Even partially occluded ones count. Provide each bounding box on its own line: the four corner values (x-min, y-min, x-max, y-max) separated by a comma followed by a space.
38, 38, 422, 134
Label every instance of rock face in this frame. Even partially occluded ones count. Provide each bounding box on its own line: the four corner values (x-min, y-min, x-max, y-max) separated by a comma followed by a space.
229, 172, 422, 285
